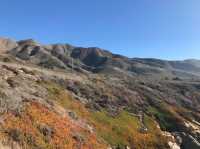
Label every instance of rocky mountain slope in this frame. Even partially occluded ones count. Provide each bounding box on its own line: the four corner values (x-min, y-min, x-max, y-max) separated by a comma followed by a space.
0, 37, 199, 149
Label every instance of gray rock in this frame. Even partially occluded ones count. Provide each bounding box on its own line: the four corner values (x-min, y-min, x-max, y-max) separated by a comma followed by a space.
68, 111, 78, 120
177, 133, 200, 149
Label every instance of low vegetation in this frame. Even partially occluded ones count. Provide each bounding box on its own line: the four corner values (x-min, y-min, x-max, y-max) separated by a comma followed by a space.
0, 101, 107, 149
148, 104, 185, 132
42, 81, 170, 149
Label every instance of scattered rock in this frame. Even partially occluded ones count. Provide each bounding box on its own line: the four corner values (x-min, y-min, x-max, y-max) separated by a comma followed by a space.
6, 77, 18, 88
68, 111, 78, 120
38, 123, 54, 141
2, 65, 18, 75
8, 129, 22, 142
72, 133, 84, 143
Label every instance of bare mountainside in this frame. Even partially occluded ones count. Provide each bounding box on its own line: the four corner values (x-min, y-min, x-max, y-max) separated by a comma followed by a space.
0, 38, 199, 149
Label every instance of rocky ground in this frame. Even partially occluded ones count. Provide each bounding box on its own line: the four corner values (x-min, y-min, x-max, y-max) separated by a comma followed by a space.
0, 38, 199, 149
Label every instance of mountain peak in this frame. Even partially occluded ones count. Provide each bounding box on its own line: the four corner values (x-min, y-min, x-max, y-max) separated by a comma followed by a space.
17, 39, 40, 46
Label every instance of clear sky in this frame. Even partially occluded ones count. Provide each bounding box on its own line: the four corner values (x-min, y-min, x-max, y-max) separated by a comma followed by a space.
0, 0, 200, 60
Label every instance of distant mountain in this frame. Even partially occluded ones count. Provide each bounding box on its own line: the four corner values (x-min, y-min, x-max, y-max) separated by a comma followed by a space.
3, 38, 200, 79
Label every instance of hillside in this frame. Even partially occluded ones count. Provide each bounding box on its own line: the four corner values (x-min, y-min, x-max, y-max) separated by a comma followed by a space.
0, 37, 199, 149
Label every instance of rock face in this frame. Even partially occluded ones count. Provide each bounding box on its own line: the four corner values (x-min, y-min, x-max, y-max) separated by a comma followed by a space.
71, 47, 108, 67
0, 38, 17, 53
173, 133, 200, 149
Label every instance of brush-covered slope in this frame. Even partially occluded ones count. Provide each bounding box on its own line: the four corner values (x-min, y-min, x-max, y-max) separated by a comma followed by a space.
0, 37, 199, 149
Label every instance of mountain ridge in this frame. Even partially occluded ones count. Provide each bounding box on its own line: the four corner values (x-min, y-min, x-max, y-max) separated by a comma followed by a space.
1, 37, 200, 61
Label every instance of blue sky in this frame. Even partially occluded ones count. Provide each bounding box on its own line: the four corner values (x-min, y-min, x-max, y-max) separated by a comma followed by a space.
0, 0, 200, 60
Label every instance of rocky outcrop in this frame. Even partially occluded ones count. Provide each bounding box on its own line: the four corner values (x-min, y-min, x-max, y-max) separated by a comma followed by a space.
178, 133, 200, 149
71, 47, 108, 67
0, 38, 17, 53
